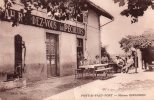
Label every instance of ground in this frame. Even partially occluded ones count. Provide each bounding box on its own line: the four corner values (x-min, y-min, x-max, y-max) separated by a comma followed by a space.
0, 69, 154, 100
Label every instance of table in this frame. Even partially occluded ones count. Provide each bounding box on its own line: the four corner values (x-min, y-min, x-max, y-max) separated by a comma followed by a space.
79, 63, 111, 79
79, 63, 108, 69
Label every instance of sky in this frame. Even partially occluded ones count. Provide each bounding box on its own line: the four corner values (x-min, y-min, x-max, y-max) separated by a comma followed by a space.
91, 0, 154, 55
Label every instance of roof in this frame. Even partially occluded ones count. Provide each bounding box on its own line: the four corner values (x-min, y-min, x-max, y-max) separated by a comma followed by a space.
86, 0, 114, 20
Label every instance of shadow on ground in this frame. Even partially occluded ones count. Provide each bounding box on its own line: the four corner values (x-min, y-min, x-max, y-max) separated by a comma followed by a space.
143, 69, 154, 72
0, 75, 116, 100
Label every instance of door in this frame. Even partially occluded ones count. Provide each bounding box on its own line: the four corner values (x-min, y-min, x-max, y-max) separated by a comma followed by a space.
46, 33, 58, 77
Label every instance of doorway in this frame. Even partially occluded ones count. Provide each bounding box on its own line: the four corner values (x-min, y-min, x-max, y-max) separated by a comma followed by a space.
77, 38, 84, 68
46, 33, 58, 77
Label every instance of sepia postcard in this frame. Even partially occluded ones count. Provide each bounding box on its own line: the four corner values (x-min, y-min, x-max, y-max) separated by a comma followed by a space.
0, 0, 154, 100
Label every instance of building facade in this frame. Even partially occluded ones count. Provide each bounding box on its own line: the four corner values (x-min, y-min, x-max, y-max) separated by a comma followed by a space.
0, 0, 113, 81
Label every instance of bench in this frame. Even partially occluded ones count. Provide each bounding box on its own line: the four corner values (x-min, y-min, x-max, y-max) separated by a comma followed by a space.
75, 68, 85, 79
94, 66, 113, 78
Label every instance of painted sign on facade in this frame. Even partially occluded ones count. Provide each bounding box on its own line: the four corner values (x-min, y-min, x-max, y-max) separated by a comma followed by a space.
2, 9, 85, 36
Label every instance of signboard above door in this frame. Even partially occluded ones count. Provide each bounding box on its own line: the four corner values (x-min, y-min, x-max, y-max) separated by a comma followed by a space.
2, 9, 85, 36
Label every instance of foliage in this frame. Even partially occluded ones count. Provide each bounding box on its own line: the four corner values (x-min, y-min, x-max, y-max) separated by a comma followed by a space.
119, 33, 154, 52
0, 0, 89, 27
113, 0, 154, 23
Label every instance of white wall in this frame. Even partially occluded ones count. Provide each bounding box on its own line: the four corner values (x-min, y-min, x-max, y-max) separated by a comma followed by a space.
59, 33, 77, 76
0, 22, 14, 73
0, 19, 80, 78
84, 9, 101, 63
0, 22, 47, 64
0, 21, 48, 80
0, 3, 102, 79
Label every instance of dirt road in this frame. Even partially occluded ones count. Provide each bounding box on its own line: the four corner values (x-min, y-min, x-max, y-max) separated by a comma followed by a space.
1, 70, 154, 100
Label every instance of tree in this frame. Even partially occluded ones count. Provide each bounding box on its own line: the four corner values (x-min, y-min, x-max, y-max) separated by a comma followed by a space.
119, 33, 153, 52
119, 32, 154, 70
113, 0, 154, 23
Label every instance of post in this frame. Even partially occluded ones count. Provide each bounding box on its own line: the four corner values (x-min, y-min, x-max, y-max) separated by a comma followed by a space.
137, 49, 143, 72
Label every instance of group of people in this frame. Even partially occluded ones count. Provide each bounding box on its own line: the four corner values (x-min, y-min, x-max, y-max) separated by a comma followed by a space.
77, 51, 136, 74
21, 0, 88, 22
0, 0, 88, 22
77, 52, 101, 67
115, 55, 135, 73
46, 0, 88, 22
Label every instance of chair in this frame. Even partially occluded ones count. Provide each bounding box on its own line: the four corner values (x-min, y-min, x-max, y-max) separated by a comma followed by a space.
86, 68, 95, 79
75, 68, 85, 79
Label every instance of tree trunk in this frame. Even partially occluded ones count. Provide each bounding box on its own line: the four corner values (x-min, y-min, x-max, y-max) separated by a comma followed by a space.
137, 49, 143, 71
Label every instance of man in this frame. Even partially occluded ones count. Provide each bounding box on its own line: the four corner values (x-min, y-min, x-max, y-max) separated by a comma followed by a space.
115, 56, 125, 73
122, 55, 134, 73
101, 55, 109, 64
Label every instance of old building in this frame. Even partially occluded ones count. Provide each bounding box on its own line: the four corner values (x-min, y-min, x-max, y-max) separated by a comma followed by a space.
0, 0, 113, 81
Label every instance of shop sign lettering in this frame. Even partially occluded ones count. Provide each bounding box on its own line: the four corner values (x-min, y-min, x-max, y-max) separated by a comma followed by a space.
3, 9, 85, 36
